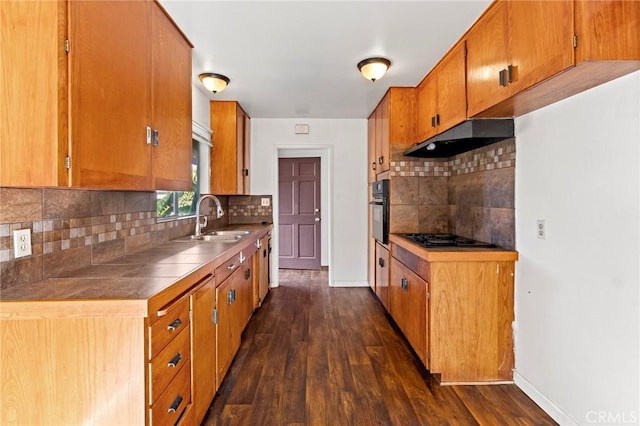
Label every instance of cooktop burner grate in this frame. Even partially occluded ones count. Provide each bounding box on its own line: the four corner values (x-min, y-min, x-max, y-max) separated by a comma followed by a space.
400, 233, 495, 248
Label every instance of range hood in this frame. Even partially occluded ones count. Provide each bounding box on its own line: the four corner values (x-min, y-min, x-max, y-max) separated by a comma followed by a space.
403, 119, 514, 158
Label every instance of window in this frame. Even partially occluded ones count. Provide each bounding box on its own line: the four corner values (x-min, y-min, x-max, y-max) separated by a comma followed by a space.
156, 122, 212, 220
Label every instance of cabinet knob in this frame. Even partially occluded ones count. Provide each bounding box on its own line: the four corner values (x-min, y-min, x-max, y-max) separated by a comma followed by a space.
245, 268, 251, 280
378, 156, 384, 165
372, 162, 376, 170
378, 258, 385, 268
166, 318, 182, 332
152, 129, 159, 147
431, 116, 436, 128
507, 65, 514, 84
401, 277, 408, 290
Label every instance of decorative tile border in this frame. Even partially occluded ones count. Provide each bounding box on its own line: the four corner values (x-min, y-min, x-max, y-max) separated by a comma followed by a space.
228, 205, 273, 217
391, 139, 516, 177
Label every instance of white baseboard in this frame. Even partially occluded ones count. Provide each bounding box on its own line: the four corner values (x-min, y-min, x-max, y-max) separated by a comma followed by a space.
514, 371, 577, 425
330, 280, 369, 288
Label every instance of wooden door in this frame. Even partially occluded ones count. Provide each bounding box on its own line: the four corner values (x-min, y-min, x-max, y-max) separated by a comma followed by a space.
436, 41, 467, 132
236, 105, 247, 195
377, 95, 390, 173
215, 267, 241, 388
210, 101, 240, 194
466, 0, 509, 117
389, 257, 427, 363
150, 2, 192, 191
575, 0, 640, 62
0, 0, 67, 187
258, 235, 270, 305
367, 114, 376, 183
278, 157, 321, 270
416, 74, 438, 142
507, 0, 574, 96
191, 278, 216, 424
375, 243, 390, 311
69, 0, 151, 189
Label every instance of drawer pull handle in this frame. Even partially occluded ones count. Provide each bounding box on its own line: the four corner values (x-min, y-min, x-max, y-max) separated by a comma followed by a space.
167, 394, 183, 413
401, 277, 408, 290
166, 318, 182, 332
167, 353, 182, 368
227, 263, 236, 270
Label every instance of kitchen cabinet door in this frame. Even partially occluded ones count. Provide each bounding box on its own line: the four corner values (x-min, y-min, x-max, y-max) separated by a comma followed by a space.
389, 257, 428, 363
239, 255, 255, 328
150, 2, 193, 191
436, 41, 467, 132
466, 0, 509, 117
0, 1, 68, 187
191, 277, 216, 424
210, 101, 251, 195
507, 0, 574, 96
216, 267, 242, 388
416, 41, 466, 143
69, 0, 152, 190
416, 73, 438, 142
258, 235, 270, 306
376, 94, 390, 173
375, 243, 390, 311
367, 114, 377, 183
575, 0, 640, 62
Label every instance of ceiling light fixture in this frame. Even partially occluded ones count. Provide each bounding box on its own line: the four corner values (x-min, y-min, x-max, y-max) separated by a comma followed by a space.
357, 57, 391, 82
198, 73, 230, 93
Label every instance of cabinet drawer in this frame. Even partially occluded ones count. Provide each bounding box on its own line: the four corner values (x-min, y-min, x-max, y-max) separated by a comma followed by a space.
149, 326, 190, 403
149, 296, 190, 358
150, 359, 191, 426
216, 253, 242, 285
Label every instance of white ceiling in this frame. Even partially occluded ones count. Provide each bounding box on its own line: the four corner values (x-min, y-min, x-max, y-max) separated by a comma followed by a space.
159, 0, 491, 119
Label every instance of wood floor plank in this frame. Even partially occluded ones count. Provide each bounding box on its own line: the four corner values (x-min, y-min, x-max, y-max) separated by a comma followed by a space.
203, 269, 557, 426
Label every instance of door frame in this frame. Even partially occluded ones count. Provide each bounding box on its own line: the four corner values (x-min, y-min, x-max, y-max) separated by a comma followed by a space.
272, 145, 333, 287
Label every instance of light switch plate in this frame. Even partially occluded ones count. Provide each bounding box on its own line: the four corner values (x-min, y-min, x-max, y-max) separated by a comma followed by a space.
13, 229, 32, 258
261, 198, 270, 207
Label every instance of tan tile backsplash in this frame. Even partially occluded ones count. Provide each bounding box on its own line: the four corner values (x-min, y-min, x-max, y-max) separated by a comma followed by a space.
0, 189, 273, 291
388, 139, 516, 248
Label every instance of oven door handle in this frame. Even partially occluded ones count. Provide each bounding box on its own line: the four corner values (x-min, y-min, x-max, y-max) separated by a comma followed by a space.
369, 200, 384, 205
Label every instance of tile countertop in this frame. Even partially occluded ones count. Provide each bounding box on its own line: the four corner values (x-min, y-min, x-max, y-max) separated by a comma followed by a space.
388, 233, 519, 262
0, 224, 272, 320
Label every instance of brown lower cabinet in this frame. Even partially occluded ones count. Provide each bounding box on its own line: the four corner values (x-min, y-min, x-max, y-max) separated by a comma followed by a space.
389, 243, 515, 383
0, 230, 272, 425
374, 242, 390, 311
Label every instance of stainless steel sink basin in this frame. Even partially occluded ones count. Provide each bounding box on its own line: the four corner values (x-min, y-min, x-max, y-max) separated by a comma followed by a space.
174, 230, 251, 243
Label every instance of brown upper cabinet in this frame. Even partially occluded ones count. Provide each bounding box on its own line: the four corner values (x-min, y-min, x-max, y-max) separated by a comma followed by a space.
467, 0, 639, 118
466, 0, 574, 117
416, 41, 467, 143
0, 0, 193, 190
210, 101, 251, 195
367, 88, 416, 181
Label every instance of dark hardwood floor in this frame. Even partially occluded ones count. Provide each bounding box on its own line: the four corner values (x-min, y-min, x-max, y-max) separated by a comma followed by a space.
202, 269, 556, 426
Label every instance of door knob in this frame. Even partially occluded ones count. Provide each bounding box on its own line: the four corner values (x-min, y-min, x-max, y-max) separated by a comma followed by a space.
314, 218, 320, 222
314, 208, 320, 213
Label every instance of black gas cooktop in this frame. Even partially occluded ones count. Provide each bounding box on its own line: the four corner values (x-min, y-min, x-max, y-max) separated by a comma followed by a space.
399, 233, 495, 248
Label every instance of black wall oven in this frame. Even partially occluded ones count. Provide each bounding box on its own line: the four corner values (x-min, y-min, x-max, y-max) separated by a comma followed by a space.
370, 179, 389, 244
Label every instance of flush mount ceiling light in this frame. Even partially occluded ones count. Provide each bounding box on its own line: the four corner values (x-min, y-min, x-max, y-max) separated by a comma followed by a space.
357, 57, 391, 82
198, 73, 230, 94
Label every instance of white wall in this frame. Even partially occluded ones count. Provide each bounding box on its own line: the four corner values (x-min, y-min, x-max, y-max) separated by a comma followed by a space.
514, 71, 639, 425
250, 119, 368, 287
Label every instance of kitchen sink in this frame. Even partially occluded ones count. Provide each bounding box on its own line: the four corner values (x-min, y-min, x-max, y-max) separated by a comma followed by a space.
174, 230, 251, 243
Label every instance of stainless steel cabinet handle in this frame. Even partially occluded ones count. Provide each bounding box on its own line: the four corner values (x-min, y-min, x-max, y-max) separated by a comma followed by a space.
167, 353, 182, 368
499, 69, 507, 87
401, 277, 408, 290
146, 126, 152, 145
507, 64, 514, 84
378, 258, 385, 268
372, 162, 376, 170
152, 129, 159, 147
227, 264, 236, 270
166, 318, 182, 332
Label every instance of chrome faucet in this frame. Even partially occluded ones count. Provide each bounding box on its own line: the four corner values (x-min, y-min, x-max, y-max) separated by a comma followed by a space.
195, 194, 224, 238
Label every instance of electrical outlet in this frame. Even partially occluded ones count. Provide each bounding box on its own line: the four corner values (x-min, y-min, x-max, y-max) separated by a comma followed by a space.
261, 198, 270, 207
537, 220, 546, 239
13, 229, 32, 258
